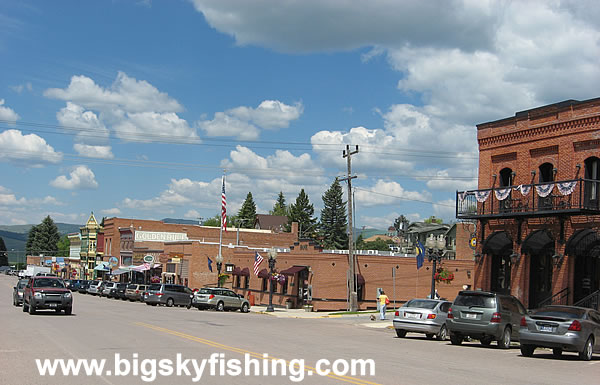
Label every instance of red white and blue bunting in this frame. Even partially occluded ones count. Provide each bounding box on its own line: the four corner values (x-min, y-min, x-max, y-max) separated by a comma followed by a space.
535, 183, 554, 198
494, 187, 511, 201
458, 191, 468, 202
475, 190, 491, 203
556, 181, 577, 196
514, 184, 531, 196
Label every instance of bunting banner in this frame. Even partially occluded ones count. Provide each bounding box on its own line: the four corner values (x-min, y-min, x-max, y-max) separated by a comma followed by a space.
475, 190, 491, 203
458, 191, 468, 202
535, 183, 554, 198
494, 187, 511, 201
515, 184, 531, 197
556, 181, 577, 196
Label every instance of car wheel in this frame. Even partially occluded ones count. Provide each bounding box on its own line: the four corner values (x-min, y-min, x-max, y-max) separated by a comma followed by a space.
166, 298, 174, 307
497, 327, 511, 349
217, 301, 224, 312
55, 309, 61, 313
28, 303, 36, 315
64, 307, 72, 315
426, 333, 435, 340
520, 344, 535, 357
436, 325, 448, 341
579, 336, 594, 361
480, 336, 493, 346
552, 348, 562, 358
241, 303, 249, 313
146, 302, 152, 306
395, 329, 407, 338
450, 334, 463, 345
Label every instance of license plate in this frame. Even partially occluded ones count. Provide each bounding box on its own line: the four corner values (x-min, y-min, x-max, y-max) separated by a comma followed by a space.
49, 303, 57, 308
406, 313, 420, 319
465, 313, 477, 319
539, 325, 553, 332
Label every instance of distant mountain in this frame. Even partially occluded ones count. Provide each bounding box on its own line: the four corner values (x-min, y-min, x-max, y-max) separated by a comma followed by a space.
0, 223, 82, 235
0, 223, 82, 262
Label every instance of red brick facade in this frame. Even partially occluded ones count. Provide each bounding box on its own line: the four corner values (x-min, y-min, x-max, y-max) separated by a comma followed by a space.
473, 97, 600, 308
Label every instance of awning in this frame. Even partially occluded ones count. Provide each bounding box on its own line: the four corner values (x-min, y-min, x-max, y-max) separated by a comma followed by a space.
258, 269, 270, 279
280, 266, 307, 276
130, 263, 162, 272
240, 267, 250, 277
565, 229, 600, 257
231, 267, 242, 276
94, 262, 110, 271
110, 269, 129, 275
521, 230, 554, 255
482, 231, 512, 255
356, 274, 365, 285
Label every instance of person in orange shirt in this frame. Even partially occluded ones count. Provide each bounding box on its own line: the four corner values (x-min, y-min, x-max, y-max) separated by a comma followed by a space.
378, 290, 389, 320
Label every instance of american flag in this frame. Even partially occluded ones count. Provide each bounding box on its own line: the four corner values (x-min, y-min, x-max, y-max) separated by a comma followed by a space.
221, 175, 227, 232
253, 252, 264, 276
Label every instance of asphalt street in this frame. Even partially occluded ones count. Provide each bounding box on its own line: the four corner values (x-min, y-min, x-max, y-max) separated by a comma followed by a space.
0, 275, 598, 385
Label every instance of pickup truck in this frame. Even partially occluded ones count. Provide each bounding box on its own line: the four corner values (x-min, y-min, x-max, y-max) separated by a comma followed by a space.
23, 276, 73, 315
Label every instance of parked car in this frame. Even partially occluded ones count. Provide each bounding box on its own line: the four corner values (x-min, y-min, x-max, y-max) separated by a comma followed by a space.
125, 284, 148, 302
12, 278, 29, 306
87, 280, 102, 295
78, 280, 91, 294
101, 282, 117, 297
69, 279, 82, 291
446, 290, 527, 349
192, 287, 250, 312
519, 305, 600, 361
393, 299, 452, 340
109, 283, 128, 299
144, 284, 193, 308
22, 276, 73, 315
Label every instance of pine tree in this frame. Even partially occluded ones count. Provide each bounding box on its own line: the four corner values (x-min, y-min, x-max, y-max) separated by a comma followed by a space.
57, 234, 70, 258
237, 192, 257, 228
319, 179, 348, 249
270, 191, 287, 216
0, 236, 7, 266
27, 216, 61, 256
26, 224, 40, 256
287, 189, 317, 238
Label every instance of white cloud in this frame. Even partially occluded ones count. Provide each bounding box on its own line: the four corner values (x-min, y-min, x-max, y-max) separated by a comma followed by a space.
354, 180, 431, 207
50, 165, 99, 190
197, 100, 303, 139
57, 102, 110, 145
10, 82, 32, 94
115, 111, 196, 143
0, 186, 62, 208
0, 129, 63, 167
0, 99, 19, 123
433, 199, 457, 222
73, 144, 114, 159
101, 208, 121, 216
184, 209, 201, 219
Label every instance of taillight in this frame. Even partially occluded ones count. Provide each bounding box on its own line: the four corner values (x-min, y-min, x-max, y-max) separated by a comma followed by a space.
520, 316, 527, 327
427, 314, 437, 319
135, 290, 139, 293
208, 294, 215, 299
491, 312, 502, 323
447, 308, 454, 319
156, 293, 163, 296
568, 320, 582, 331
394, 311, 399, 317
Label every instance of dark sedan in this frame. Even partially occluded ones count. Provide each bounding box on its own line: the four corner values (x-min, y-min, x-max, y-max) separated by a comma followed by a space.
519, 305, 600, 361
109, 283, 128, 300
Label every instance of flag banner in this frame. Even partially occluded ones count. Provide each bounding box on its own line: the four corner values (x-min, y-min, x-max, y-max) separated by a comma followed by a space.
556, 181, 577, 196
253, 252, 264, 276
416, 240, 425, 270
207, 257, 213, 272
514, 184, 531, 196
458, 191, 468, 202
221, 175, 227, 232
475, 190, 491, 203
535, 183, 554, 198
494, 187, 511, 201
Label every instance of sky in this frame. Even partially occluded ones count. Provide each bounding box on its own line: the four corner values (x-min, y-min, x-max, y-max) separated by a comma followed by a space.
0, 0, 599, 228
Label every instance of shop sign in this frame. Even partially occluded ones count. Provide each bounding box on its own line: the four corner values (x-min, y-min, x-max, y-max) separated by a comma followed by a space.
134, 231, 188, 242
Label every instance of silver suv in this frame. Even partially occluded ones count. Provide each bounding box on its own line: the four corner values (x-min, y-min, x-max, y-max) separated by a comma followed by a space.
144, 284, 193, 308
192, 288, 250, 312
446, 291, 527, 349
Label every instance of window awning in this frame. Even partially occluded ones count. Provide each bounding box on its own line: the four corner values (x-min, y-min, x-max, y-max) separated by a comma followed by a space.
521, 230, 554, 255
258, 269, 269, 279
130, 263, 162, 272
280, 266, 307, 276
94, 262, 110, 271
240, 267, 250, 277
482, 231, 512, 255
565, 229, 600, 257
356, 274, 365, 285
110, 269, 129, 275
231, 267, 242, 276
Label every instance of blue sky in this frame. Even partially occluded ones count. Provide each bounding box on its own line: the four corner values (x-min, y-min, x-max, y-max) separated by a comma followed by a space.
1, 0, 599, 227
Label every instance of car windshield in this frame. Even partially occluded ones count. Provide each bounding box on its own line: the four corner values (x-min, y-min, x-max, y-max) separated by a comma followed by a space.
405, 299, 438, 309
117, 283, 127, 288
17, 281, 27, 289
149, 284, 162, 291
91, 281, 99, 285
454, 294, 496, 308
127, 284, 137, 289
198, 288, 214, 294
533, 307, 586, 319
33, 278, 65, 288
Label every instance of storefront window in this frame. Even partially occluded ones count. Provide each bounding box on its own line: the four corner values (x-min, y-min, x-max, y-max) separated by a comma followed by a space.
261, 278, 268, 292
244, 276, 249, 289
281, 280, 288, 295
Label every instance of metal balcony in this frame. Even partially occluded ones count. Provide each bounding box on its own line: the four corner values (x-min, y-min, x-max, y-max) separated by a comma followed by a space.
456, 178, 600, 219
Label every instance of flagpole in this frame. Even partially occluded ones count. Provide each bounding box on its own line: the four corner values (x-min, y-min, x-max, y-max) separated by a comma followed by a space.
219, 173, 225, 262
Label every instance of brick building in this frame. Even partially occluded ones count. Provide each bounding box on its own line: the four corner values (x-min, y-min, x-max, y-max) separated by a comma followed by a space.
457, 97, 600, 308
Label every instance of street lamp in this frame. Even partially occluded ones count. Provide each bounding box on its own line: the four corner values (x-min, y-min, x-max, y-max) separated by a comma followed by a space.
266, 247, 278, 312
426, 234, 446, 300
215, 254, 224, 287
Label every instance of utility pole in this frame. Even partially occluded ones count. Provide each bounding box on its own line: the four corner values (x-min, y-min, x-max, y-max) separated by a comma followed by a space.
340, 144, 359, 311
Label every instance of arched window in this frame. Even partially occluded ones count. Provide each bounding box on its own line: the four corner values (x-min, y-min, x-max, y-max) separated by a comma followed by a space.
499, 168, 514, 187
539, 163, 555, 183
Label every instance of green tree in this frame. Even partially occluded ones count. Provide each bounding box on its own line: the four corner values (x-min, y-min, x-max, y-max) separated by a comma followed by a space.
362, 237, 394, 251
288, 189, 317, 238
319, 179, 348, 249
393, 215, 409, 233
0, 236, 7, 266
57, 234, 70, 258
26, 216, 61, 256
355, 234, 365, 250
424, 215, 443, 224
202, 214, 233, 228
269, 191, 288, 216
237, 192, 257, 228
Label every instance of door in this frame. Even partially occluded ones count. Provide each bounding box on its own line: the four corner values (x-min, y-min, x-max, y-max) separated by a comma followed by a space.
490, 253, 511, 294
529, 253, 553, 308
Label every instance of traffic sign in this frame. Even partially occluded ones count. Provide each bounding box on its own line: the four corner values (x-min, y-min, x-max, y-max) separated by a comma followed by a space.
108, 256, 119, 268
469, 233, 477, 250
143, 255, 155, 264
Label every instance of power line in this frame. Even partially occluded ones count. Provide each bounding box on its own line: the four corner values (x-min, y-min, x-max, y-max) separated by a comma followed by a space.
354, 187, 456, 208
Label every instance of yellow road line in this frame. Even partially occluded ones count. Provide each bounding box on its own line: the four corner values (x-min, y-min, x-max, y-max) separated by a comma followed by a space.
134, 321, 381, 385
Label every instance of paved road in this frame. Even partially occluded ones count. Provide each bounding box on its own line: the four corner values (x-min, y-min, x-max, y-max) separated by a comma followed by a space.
0, 275, 598, 385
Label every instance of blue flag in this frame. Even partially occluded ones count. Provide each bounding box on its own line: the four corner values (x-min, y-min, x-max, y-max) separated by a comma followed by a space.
207, 256, 213, 272
416, 240, 425, 270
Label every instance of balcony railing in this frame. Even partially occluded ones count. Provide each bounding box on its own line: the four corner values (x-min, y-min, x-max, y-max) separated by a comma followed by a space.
456, 178, 600, 219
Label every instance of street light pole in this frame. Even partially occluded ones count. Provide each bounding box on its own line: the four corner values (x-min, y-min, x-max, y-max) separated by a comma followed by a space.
266, 247, 277, 312
427, 235, 446, 299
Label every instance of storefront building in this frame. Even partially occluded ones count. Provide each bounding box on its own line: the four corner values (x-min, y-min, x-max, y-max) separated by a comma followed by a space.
457, 97, 600, 308
80, 212, 102, 279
